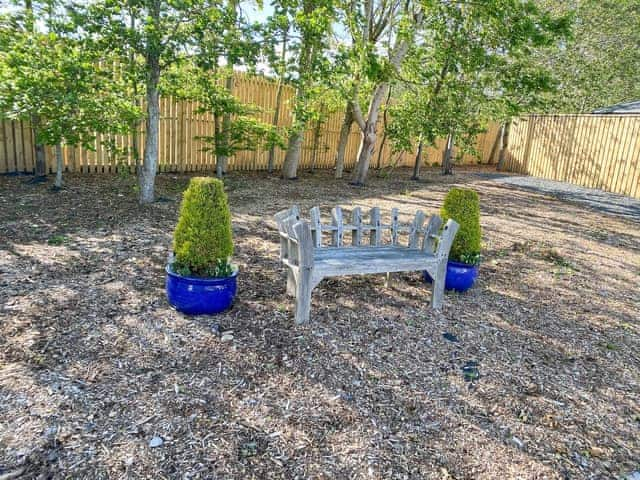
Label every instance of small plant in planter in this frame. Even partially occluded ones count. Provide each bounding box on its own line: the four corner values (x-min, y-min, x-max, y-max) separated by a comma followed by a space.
424, 187, 481, 292
166, 177, 238, 314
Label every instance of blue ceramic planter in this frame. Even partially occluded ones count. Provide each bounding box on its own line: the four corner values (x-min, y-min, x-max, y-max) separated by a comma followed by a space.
424, 260, 479, 293
166, 265, 238, 315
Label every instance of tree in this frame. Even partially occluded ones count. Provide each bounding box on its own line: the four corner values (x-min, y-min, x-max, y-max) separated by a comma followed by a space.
78, 0, 224, 203
279, 0, 336, 179
536, 0, 640, 113
333, 0, 397, 179
0, 3, 139, 188
386, 0, 569, 178
346, 0, 425, 185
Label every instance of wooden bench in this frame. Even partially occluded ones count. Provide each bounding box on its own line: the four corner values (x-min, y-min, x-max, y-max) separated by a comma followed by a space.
274, 205, 460, 324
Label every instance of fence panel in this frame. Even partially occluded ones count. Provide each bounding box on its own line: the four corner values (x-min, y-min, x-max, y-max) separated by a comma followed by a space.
0, 73, 500, 176
506, 114, 640, 199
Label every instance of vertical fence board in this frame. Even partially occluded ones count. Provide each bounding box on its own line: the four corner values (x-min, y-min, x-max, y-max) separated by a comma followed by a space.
504, 114, 640, 198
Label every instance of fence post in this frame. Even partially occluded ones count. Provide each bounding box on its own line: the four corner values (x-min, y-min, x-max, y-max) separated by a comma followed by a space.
177, 101, 186, 173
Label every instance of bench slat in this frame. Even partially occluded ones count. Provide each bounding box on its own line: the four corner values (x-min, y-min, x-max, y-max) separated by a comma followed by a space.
351, 207, 363, 246
310, 206, 322, 248
369, 207, 381, 246
331, 206, 344, 247
409, 210, 426, 248
390, 208, 399, 245
313, 246, 438, 277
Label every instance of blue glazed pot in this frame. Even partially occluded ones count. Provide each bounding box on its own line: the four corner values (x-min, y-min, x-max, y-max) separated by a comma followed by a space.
423, 260, 479, 293
166, 265, 238, 315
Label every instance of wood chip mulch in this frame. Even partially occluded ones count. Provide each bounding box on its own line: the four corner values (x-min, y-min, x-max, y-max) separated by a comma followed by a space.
0, 167, 638, 479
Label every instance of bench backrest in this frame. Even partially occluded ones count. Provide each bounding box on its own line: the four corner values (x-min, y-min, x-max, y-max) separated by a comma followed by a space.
275, 205, 459, 267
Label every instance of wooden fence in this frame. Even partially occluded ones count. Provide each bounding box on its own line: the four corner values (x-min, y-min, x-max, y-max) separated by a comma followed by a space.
0, 74, 500, 175
503, 114, 640, 199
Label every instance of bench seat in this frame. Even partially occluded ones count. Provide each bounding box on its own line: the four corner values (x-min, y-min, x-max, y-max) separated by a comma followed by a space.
312, 246, 439, 277
275, 205, 459, 325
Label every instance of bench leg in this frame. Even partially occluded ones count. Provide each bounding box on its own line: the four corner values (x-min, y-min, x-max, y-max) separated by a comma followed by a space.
294, 269, 313, 325
431, 261, 447, 310
286, 267, 297, 297
384, 272, 393, 288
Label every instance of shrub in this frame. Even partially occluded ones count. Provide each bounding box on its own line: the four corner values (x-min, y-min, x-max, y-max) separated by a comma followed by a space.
172, 177, 234, 277
441, 188, 481, 265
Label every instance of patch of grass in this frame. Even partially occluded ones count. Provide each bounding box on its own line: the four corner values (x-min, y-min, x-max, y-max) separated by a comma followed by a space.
541, 248, 575, 269
47, 235, 68, 246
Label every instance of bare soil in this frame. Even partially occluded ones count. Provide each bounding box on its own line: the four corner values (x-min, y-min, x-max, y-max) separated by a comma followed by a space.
1, 167, 638, 479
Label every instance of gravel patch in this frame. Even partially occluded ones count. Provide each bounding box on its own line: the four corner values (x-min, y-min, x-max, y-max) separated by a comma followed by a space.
475, 173, 640, 222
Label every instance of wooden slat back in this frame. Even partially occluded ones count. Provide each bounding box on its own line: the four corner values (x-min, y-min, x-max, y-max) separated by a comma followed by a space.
390, 208, 399, 245
422, 215, 443, 254
309, 206, 322, 248
408, 210, 426, 248
293, 221, 314, 268
331, 206, 344, 246
435, 219, 460, 260
369, 207, 381, 246
351, 207, 363, 246
274, 206, 300, 260
281, 206, 453, 254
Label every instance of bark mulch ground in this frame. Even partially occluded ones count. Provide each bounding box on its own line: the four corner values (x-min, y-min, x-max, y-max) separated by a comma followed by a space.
0, 167, 638, 479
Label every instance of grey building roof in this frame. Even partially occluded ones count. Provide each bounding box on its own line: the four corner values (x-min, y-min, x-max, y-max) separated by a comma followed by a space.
592, 100, 640, 114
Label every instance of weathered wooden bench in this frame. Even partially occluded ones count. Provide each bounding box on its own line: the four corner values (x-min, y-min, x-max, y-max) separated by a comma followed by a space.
274, 205, 459, 324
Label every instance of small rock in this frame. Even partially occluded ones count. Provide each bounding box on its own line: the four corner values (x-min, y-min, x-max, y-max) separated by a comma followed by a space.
589, 446, 605, 458
340, 392, 354, 402
442, 332, 459, 343
221, 333, 234, 343
149, 436, 164, 448
509, 436, 524, 450
210, 323, 222, 336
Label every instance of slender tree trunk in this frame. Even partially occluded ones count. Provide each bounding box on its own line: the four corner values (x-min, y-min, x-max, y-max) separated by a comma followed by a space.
487, 123, 503, 165
351, 121, 378, 185
412, 139, 424, 180
214, 114, 223, 178
268, 30, 288, 173
31, 116, 47, 178
282, 129, 304, 179
310, 114, 322, 172
334, 103, 353, 179
351, 83, 389, 185
442, 132, 454, 175
268, 80, 285, 173
218, 72, 234, 175
25, 0, 47, 179
129, 12, 140, 174
497, 121, 511, 171
375, 85, 393, 170
54, 144, 63, 188
138, 42, 161, 203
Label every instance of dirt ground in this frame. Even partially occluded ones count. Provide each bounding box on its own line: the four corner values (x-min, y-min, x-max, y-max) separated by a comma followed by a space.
1, 166, 638, 480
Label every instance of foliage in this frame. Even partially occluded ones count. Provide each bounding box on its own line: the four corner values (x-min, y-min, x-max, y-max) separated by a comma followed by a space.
172, 177, 234, 278
535, 0, 640, 113
166, 65, 285, 158
0, 6, 140, 152
441, 188, 481, 265
387, 0, 571, 163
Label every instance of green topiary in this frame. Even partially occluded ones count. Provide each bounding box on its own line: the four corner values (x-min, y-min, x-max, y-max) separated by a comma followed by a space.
172, 177, 234, 277
441, 188, 481, 265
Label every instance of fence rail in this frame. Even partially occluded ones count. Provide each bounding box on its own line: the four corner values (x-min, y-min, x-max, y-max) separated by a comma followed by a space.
0, 73, 500, 175
503, 114, 640, 199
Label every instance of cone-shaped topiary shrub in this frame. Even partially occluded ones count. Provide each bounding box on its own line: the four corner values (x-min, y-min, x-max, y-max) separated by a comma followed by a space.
441, 188, 481, 265
172, 177, 234, 277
